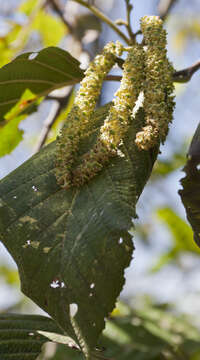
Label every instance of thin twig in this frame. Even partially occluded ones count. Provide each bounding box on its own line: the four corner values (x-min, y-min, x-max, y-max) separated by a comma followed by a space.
104, 60, 200, 84
134, 0, 178, 39
158, 0, 178, 21
173, 60, 200, 83
34, 89, 72, 153
105, 75, 122, 82
124, 0, 135, 42
48, 0, 73, 32
71, 0, 130, 44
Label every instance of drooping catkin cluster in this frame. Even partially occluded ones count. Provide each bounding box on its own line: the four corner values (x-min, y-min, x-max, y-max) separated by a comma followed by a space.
55, 16, 175, 189
55, 41, 124, 188
135, 16, 175, 150
72, 45, 145, 186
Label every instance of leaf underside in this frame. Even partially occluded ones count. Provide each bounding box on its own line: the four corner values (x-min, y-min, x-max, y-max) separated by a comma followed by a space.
0, 103, 157, 359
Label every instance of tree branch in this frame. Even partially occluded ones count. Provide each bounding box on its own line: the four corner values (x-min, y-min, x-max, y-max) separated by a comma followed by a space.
34, 89, 72, 153
48, 0, 73, 32
105, 75, 122, 82
71, 0, 130, 44
157, 0, 178, 21
173, 60, 200, 83
124, 0, 135, 42
104, 60, 200, 84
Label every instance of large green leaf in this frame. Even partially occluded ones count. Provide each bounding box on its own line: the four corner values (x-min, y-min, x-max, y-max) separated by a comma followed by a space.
0, 46, 83, 123
0, 104, 158, 359
0, 313, 63, 360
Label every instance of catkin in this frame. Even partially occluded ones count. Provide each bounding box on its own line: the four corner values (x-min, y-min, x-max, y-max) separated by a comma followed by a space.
72, 44, 145, 186
135, 16, 175, 150
55, 41, 124, 188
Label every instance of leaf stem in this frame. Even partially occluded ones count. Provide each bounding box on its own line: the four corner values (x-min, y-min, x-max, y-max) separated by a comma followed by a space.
71, 0, 130, 44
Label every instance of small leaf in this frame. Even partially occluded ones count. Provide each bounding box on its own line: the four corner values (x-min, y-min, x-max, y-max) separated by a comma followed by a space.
0, 46, 83, 123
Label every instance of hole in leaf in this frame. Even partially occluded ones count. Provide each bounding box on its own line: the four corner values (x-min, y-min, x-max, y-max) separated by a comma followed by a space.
28, 52, 38, 60
69, 303, 78, 317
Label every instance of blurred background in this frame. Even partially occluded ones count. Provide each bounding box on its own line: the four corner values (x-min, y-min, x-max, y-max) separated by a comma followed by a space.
1, 0, 200, 358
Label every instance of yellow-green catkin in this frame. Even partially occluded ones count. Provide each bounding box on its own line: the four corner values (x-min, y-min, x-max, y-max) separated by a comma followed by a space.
55, 41, 124, 188
73, 44, 145, 186
135, 16, 175, 151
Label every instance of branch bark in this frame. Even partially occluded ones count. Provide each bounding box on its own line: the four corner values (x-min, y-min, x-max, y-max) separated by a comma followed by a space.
157, 0, 178, 21
48, 0, 73, 32
71, 0, 130, 44
173, 60, 200, 83
104, 60, 200, 83
34, 88, 72, 153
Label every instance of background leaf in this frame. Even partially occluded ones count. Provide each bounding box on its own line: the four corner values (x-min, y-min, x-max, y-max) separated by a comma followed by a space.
151, 207, 200, 271
33, 10, 67, 47
0, 116, 24, 157
0, 104, 158, 358
0, 313, 63, 360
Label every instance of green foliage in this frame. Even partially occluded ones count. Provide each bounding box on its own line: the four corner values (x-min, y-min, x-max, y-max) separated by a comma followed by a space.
0, 265, 19, 286
100, 302, 200, 360
33, 10, 67, 47
2, 302, 200, 360
0, 47, 83, 156
151, 207, 200, 272
153, 151, 186, 177
0, 104, 158, 359
0, 47, 82, 122
0, 313, 63, 360
0, 116, 24, 157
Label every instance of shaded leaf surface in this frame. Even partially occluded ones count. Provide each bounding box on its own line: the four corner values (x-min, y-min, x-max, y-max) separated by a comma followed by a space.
0, 104, 157, 359
0, 313, 63, 360
179, 121, 200, 248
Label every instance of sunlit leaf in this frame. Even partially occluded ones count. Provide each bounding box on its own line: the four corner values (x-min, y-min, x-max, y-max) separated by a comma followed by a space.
33, 10, 67, 47
157, 207, 198, 252
0, 265, 19, 285
151, 207, 200, 271
0, 116, 24, 157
